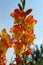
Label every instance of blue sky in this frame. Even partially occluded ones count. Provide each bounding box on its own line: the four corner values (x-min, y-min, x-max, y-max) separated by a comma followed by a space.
0, 0, 43, 64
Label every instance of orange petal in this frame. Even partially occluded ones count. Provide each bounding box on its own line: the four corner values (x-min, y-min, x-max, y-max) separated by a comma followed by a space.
25, 9, 32, 16
15, 56, 22, 64
23, 48, 32, 55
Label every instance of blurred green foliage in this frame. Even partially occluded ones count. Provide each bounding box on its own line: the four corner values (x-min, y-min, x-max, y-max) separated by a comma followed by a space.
28, 44, 43, 65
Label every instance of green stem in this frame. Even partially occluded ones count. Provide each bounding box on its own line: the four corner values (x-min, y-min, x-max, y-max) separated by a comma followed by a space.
22, 54, 27, 65
18, 0, 26, 10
